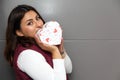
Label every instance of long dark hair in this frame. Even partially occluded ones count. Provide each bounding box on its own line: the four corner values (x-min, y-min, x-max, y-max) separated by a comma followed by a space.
4, 4, 45, 65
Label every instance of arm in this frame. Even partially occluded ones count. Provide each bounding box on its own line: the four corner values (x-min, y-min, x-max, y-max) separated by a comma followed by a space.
57, 38, 72, 74
62, 49, 73, 74
17, 49, 66, 80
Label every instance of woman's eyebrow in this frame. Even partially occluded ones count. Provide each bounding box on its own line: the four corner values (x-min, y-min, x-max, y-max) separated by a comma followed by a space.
25, 19, 33, 23
25, 14, 38, 23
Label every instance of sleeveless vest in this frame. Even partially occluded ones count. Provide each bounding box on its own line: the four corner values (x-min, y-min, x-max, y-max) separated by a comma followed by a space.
13, 44, 68, 80
13, 44, 53, 80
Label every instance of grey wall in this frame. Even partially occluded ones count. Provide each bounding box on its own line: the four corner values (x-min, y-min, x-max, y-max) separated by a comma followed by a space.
1, 0, 120, 80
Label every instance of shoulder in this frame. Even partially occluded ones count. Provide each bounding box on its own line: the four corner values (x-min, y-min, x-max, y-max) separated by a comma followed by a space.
14, 44, 42, 57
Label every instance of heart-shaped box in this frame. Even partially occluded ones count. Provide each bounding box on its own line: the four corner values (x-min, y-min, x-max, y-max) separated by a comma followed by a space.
36, 21, 62, 45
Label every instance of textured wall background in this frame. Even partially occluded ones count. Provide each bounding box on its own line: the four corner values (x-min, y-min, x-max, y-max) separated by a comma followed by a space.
1, 0, 120, 80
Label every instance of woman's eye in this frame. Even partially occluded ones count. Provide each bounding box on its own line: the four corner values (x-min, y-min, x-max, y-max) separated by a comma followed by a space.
36, 16, 41, 20
27, 22, 33, 25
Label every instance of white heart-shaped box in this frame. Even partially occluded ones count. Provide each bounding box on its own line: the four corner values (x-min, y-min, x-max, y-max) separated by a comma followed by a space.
36, 21, 62, 45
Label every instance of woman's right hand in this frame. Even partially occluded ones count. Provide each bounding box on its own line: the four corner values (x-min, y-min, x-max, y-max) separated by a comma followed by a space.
34, 35, 62, 59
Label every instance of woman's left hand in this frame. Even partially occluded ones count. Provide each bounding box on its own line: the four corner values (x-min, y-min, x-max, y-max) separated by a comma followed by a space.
58, 38, 64, 54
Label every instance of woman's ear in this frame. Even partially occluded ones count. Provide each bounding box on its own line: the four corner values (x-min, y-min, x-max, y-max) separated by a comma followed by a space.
16, 30, 24, 36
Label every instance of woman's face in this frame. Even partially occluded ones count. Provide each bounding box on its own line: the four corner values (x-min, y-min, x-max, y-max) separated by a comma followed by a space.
16, 10, 44, 37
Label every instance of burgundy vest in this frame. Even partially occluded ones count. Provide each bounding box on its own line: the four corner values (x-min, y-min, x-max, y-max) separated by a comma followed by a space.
13, 44, 53, 80
13, 44, 68, 80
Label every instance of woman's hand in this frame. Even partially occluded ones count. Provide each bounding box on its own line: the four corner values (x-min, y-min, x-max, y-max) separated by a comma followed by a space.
34, 35, 62, 59
58, 38, 64, 53
34, 35, 57, 52
58, 38, 66, 58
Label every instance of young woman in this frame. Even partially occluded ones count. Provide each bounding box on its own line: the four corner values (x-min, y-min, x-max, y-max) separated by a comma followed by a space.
4, 4, 72, 80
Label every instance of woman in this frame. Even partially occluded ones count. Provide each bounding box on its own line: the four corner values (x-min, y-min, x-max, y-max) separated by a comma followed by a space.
4, 4, 72, 80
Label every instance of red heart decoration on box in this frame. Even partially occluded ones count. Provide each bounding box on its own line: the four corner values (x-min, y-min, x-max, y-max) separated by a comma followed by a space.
36, 21, 62, 45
